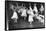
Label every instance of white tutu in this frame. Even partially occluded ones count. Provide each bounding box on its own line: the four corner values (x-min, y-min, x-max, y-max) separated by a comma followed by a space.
11, 11, 18, 19
28, 15, 33, 22
33, 5, 38, 13
21, 9, 27, 17
36, 16, 44, 24
27, 10, 34, 22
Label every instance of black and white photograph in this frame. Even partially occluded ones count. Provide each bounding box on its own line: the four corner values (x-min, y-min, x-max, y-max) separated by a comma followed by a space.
5, 0, 45, 30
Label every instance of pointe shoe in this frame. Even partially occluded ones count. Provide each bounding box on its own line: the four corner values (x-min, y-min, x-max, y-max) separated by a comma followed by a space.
30, 22, 32, 24
42, 23, 44, 25
14, 20, 17, 23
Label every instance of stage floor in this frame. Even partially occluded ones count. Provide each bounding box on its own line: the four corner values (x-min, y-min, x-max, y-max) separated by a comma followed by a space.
9, 19, 45, 30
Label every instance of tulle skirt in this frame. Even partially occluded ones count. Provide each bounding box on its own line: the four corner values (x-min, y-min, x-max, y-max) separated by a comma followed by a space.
28, 15, 33, 22
11, 12, 18, 19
